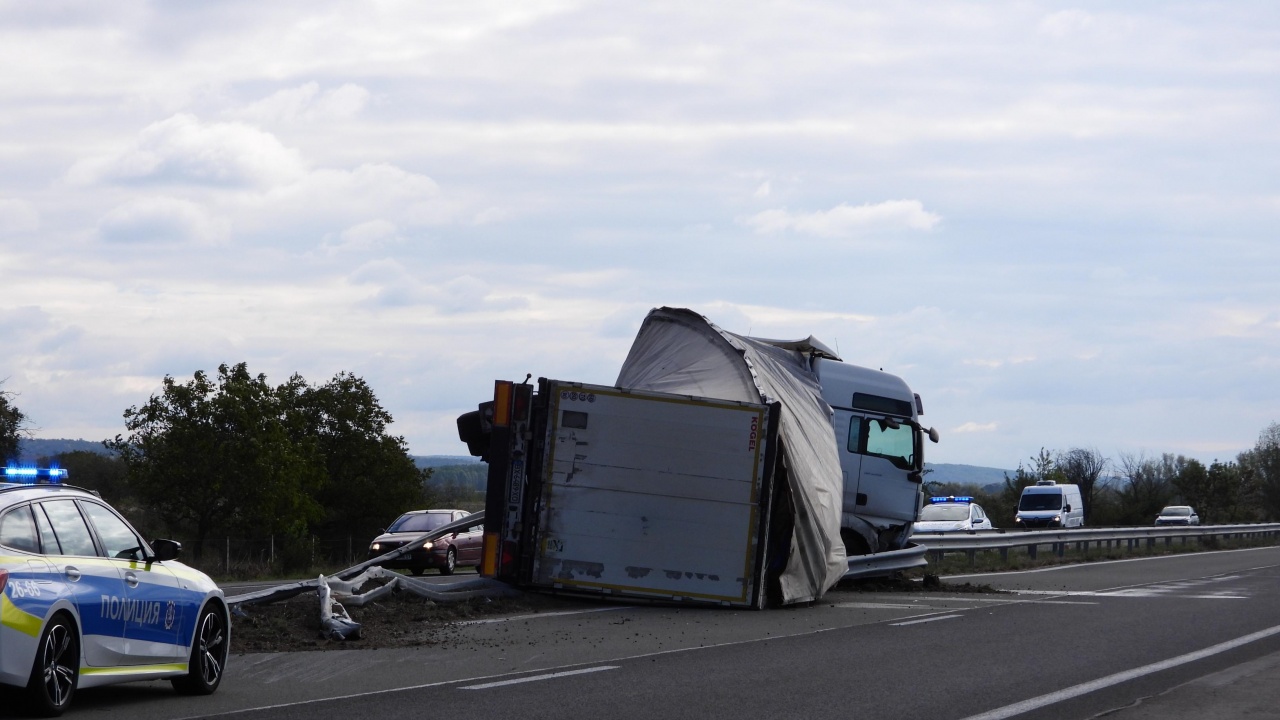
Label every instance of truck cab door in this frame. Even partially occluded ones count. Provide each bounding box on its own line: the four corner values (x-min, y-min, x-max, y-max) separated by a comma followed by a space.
854, 416, 921, 526
832, 409, 864, 515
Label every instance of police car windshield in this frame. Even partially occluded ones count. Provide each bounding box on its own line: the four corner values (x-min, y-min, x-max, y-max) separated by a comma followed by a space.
1019, 493, 1062, 511
920, 504, 969, 521
389, 513, 452, 533
1161, 507, 1191, 516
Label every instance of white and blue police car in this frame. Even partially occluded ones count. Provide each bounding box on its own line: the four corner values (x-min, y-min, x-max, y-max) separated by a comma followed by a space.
912, 495, 995, 533
0, 467, 229, 716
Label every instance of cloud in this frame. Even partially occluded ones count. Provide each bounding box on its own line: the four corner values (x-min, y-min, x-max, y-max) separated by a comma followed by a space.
97, 197, 229, 245
1038, 10, 1099, 38
742, 200, 940, 238
954, 422, 998, 434
232, 82, 372, 123
348, 262, 527, 313
67, 114, 307, 188
0, 198, 39, 233
323, 219, 402, 254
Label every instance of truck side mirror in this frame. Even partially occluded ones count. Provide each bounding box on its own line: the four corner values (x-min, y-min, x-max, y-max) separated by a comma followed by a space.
927, 427, 940, 443
1063, 504, 1072, 513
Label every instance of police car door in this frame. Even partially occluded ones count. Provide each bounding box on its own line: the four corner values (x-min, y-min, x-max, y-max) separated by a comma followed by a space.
0, 504, 58, 632
36, 499, 130, 668
79, 501, 187, 663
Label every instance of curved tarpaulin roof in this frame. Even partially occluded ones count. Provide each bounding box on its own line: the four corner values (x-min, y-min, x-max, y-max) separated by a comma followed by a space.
615, 307, 846, 604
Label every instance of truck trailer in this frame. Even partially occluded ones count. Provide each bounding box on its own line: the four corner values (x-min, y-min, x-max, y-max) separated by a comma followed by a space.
457, 307, 937, 607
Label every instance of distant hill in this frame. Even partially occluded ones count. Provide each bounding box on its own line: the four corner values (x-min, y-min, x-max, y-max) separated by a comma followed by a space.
924, 463, 1012, 491
412, 455, 483, 469
18, 438, 112, 462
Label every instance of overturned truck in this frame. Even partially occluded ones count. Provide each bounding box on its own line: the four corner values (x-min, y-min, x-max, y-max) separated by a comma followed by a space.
456, 307, 938, 608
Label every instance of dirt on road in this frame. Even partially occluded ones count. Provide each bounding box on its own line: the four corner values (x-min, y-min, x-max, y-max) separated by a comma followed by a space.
228, 574, 995, 654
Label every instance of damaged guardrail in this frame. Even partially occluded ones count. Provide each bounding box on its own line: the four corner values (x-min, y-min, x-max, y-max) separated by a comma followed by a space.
910, 522, 1280, 565
227, 511, 517, 640
843, 543, 928, 580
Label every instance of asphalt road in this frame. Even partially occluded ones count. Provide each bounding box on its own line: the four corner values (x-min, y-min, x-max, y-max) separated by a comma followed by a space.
26, 547, 1280, 720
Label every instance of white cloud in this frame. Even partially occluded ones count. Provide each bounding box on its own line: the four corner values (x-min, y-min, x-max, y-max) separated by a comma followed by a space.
753, 181, 771, 198
97, 197, 228, 245
954, 422, 998, 434
67, 114, 307, 188
742, 200, 940, 238
232, 82, 371, 123
324, 219, 402, 254
1038, 10, 1099, 38
0, 198, 39, 232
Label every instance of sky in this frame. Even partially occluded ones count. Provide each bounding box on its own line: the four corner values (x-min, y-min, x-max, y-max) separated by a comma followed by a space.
1, 1, 1277, 471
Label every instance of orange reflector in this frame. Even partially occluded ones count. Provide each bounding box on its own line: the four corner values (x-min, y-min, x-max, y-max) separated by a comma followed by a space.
493, 381, 512, 427
481, 532, 499, 577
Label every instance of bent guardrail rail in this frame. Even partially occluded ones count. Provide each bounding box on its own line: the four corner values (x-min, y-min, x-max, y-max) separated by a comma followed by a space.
843, 543, 928, 580
910, 523, 1280, 564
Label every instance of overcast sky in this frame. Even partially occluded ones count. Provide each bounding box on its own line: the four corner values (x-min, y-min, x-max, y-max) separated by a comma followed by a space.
1, 1, 1277, 470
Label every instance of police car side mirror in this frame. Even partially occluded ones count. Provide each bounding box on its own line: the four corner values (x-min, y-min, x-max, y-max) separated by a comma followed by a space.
151, 539, 182, 562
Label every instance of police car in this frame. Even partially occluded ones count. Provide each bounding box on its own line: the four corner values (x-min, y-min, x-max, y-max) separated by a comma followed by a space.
0, 467, 229, 716
912, 495, 995, 533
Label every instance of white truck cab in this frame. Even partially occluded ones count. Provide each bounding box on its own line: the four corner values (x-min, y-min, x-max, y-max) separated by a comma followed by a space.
813, 358, 935, 554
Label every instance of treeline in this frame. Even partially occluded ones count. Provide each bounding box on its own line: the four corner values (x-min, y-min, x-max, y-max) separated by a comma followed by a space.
927, 423, 1280, 527
2, 366, 451, 568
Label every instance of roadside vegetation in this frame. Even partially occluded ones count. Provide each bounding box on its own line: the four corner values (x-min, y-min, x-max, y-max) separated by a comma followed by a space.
4, 375, 1280, 582
926, 436, 1280, 530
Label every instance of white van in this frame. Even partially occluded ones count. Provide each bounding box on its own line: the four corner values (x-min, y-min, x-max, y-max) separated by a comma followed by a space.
1014, 481, 1084, 529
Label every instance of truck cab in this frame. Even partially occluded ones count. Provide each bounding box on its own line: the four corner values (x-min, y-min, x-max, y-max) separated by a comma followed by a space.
813, 358, 932, 554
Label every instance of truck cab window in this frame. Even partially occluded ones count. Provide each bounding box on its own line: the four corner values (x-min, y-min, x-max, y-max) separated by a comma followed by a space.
865, 419, 915, 470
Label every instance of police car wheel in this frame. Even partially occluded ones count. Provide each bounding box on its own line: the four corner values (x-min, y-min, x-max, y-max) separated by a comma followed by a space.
172, 605, 228, 696
26, 613, 78, 717
440, 547, 457, 576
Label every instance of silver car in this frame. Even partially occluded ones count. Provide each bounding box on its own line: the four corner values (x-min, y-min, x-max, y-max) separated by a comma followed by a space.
1155, 505, 1200, 526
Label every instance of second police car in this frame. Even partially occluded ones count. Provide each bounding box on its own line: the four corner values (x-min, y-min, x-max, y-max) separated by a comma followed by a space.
912, 495, 995, 533
0, 467, 229, 716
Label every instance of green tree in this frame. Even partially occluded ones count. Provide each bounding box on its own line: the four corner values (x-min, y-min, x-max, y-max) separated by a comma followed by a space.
0, 382, 28, 463
280, 371, 429, 543
1241, 422, 1280, 521
109, 363, 325, 560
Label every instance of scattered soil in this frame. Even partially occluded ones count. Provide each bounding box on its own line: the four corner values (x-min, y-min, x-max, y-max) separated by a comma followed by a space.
230, 574, 991, 653
229, 584, 587, 654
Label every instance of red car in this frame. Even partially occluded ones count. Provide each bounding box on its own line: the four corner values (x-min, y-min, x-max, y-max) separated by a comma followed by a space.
367, 509, 483, 575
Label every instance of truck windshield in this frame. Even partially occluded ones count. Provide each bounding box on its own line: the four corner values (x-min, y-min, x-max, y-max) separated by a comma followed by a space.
1019, 493, 1062, 511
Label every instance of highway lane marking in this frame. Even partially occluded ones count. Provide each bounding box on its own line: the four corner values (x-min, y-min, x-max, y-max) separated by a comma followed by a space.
835, 602, 952, 610
459, 666, 618, 690
956, 622, 1280, 720
890, 614, 963, 626
454, 607, 625, 625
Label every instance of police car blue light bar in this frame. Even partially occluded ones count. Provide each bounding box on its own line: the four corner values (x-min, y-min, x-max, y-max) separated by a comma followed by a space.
3, 466, 68, 483
929, 495, 973, 503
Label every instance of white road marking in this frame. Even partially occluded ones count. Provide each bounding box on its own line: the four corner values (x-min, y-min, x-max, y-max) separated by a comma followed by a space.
453, 607, 625, 625
957, 623, 1280, 720
835, 602, 949, 610
890, 614, 962, 626
459, 666, 618, 690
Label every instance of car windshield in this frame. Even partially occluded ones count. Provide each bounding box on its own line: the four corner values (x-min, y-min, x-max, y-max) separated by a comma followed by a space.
920, 505, 969, 521
1161, 507, 1191, 516
1019, 493, 1062, 511
388, 513, 453, 533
